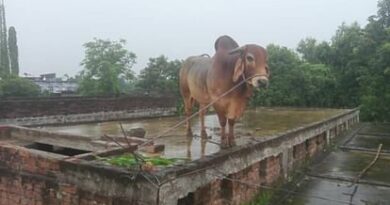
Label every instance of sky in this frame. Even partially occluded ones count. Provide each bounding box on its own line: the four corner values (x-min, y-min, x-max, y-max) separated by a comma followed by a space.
5, 0, 378, 77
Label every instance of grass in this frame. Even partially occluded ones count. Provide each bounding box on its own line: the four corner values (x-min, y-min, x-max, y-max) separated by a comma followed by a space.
245, 191, 272, 205
97, 154, 184, 168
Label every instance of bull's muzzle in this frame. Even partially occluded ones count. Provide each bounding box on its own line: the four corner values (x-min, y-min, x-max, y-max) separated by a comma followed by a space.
251, 76, 269, 89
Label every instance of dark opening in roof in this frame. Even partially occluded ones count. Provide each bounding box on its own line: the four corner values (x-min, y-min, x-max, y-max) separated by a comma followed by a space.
25, 142, 91, 156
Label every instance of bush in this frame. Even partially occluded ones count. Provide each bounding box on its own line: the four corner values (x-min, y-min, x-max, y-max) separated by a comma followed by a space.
0, 76, 40, 97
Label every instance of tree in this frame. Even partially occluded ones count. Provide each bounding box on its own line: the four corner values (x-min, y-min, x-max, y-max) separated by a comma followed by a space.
297, 38, 319, 63
0, 76, 40, 97
252, 44, 306, 106
0, 0, 9, 75
8, 26, 18, 75
297, 38, 332, 65
136, 55, 181, 95
377, 0, 390, 28
250, 1, 390, 122
299, 63, 336, 107
328, 22, 367, 107
78, 38, 136, 96
297, 24, 367, 107
358, 1, 390, 121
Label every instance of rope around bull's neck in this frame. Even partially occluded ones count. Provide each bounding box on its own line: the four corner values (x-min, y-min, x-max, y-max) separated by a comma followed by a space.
137, 74, 267, 148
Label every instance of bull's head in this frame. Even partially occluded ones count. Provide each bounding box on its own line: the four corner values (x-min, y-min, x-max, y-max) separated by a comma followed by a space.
229, 45, 270, 89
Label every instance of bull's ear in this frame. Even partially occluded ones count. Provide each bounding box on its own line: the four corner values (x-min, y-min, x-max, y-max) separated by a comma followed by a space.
232, 58, 244, 82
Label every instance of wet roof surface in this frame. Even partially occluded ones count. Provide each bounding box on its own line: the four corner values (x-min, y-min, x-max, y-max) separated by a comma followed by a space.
347, 134, 390, 151
41, 107, 343, 160
289, 178, 390, 205
309, 151, 390, 186
283, 123, 390, 205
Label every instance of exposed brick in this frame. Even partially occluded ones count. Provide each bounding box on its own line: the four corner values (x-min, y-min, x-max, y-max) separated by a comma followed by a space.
307, 138, 318, 157
293, 142, 307, 167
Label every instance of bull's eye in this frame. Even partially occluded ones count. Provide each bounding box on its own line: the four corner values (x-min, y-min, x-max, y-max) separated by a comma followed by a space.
246, 55, 254, 62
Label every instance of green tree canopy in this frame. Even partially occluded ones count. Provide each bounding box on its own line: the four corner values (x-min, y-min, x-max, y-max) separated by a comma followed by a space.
0, 1, 9, 76
78, 38, 136, 96
0, 75, 40, 97
252, 0, 390, 122
297, 38, 332, 65
252, 44, 304, 106
8, 26, 19, 75
358, 0, 390, 121
252, 45, 335, 107
136, 55, 181, 95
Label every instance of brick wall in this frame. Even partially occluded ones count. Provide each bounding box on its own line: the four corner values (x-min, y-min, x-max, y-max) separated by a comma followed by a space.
292, 132, 327, 167
178, 155, 283, 205
293, 143, 307, 166
0, 142, 138, 205
0, 96, 176, 119
0, 174, 128, 205
178, 123, 348, 205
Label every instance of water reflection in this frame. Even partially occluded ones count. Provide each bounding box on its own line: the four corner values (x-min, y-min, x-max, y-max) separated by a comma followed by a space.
41, 108, 343, 160
185, 136, 208, 159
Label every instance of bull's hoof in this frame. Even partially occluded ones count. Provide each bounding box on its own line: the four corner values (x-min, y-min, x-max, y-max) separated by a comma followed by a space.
227, 135, 236, 147
200, 130, 208, 139
186, 130, 193, 138
228, 140, 236, 147
220, 139, 231, 149
220, 143, 230, 149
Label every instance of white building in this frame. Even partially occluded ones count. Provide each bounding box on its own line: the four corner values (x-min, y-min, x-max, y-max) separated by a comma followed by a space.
24, 73, 78, 94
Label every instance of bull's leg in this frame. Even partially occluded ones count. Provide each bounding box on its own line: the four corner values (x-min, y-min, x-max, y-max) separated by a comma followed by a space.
200, 138, 207, 158
217, 113, 228, 148
186, 135, 193, 159
199, 104, 208, 138
228, 118, 236, 147
184, 97, 194, 137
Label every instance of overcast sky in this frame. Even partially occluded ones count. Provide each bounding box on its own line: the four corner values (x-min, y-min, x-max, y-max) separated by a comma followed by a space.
6, 0, 378, 77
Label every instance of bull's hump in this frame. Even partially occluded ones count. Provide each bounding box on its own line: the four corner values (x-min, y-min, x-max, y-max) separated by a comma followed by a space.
214, 35, 239, 52
191, 56, 212, 66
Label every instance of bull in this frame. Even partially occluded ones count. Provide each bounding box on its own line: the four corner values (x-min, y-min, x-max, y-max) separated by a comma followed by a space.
179, 35, 269, 148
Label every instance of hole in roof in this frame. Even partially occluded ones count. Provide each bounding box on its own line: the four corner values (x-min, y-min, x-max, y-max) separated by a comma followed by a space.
25, 142, 91, 156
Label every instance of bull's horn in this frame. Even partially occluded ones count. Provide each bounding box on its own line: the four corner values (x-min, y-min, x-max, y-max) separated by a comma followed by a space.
228, 46, 246, 55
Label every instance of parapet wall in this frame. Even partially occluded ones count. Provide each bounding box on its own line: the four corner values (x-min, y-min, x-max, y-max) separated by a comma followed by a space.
163, 108, 359, 205
0, 96, 177, 126
0, 108, 360, 205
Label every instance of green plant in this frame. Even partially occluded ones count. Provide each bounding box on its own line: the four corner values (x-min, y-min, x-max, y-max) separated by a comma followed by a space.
97, 154, 184, 168
0, 75, 40, 97
245, 191, 272, 205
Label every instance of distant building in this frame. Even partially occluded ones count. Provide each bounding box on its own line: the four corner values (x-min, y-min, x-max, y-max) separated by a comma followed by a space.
24, 73, 78, 95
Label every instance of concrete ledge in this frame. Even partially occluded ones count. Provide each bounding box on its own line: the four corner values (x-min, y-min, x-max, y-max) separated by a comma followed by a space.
0, 107, 177, 126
